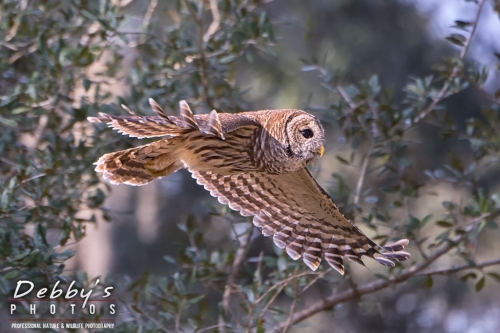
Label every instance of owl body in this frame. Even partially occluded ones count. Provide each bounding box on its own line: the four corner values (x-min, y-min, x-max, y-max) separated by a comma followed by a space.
88, 100, 410, 274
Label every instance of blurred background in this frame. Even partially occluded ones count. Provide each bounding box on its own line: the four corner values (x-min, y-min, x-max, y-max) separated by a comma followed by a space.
1, 0, 500, 332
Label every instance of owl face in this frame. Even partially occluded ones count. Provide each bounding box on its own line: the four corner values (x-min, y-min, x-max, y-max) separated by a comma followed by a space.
285, 112, 325, 164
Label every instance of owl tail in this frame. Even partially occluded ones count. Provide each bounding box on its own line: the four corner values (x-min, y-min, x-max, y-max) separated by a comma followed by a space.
94, 139, 183, 186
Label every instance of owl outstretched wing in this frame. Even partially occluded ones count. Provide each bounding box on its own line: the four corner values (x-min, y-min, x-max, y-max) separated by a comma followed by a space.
88, 99, 262, 185
191, 167, 410, 274
88, 99, 258, 139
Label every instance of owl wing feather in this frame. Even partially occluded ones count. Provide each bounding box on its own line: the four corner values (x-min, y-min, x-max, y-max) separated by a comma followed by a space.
191, 167, 410, 274
87, 99, 259, 139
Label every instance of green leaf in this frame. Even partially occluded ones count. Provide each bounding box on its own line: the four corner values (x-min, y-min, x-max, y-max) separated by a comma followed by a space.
54, 249, 75, 261
475, 276, 485, 292
445, 34, 466, 46
335, 155, 350, 165
436, 220, 453, 228
163, 255, 177, 264
365, 196, 379, 204
131, 305, 143, 314
12, 107, 31, 114
487, 272, 500, 282
442, 201, 456, 210
5, 270, 19, 280
83, 78, 92, 91
0, 276, 10, 294
460, 272, 477, 282
0, 115, 18, 127
452, 20, 472, 31
188, 317, 199, 329
219, 54, 238, 64
426, 275, 433, 288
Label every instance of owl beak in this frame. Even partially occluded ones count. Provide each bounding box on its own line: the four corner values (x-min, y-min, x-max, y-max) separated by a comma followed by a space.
319, 145, 325, 157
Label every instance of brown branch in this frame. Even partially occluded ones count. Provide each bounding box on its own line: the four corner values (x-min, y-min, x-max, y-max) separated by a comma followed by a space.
184, 0, 216, 110
222, 226, 254, 315
203, 0, 221, 42
271, 208, 500, 332
300, 268, 332, 294
420, 257, 500, 276
281, 287, 299, 333
255, 271, 322, 305
408, 0, 486, 129
140, 0, 158, 44
259, 283, 286, 321
272, 240, 453, 331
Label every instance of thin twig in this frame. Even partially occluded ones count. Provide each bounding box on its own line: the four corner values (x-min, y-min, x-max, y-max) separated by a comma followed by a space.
141, 0, 158, 44
408, 0, 486, 129
184, 0, 217, 110
175, 300, 183, 333
300, 268, 332, 294
412, 235, 429, 261
255, 271, 322, 304
203, 0, 221, 42
353, 147, 372, 206
420, 257, 500, 276
198, 323, 232, 333
259, 283, 286, 321
219, 225, 254, 333
281, 287, 299, 333
336, 85, 357, 110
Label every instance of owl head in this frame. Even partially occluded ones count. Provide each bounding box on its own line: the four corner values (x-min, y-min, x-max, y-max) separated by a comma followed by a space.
285, 111, 325, 164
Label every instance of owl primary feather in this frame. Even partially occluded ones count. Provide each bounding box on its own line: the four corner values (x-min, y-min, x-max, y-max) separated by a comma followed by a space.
88, 99, 410, 275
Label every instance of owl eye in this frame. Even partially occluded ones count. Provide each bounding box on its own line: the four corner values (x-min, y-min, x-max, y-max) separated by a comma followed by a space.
300, 129, 313, 139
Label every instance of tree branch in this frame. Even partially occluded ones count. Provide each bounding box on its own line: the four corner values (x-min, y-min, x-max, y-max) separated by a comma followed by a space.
221, 225, 254, 317
408, 0, 486, 128
421, 257, 500, 276
203, 0, 220, 42
140, 0, 158, 44
353, 147, 372, 206
271, 208, 500, 331
184, 0, 217, 110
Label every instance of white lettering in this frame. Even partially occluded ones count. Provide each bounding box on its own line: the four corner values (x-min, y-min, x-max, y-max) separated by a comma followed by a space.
36, 288, 47, 298
13, 280, 34, 298
80, 288, 92, 308
49, 280, 63, 298
65, 280, 78, 299
103, 286, 113, 298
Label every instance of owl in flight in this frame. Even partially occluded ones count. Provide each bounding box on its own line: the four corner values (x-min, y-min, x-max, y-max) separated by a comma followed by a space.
88, 100, 410, 275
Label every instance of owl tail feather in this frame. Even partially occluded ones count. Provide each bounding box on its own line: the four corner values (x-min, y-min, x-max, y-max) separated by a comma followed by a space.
373, 239, 411, 267
94, 140, 183, 186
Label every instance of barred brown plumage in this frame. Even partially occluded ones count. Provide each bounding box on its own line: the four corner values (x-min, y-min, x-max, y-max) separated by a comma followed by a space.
88, 99, 411, 274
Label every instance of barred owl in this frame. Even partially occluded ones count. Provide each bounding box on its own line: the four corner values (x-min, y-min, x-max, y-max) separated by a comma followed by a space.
88, 99, 410, 274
